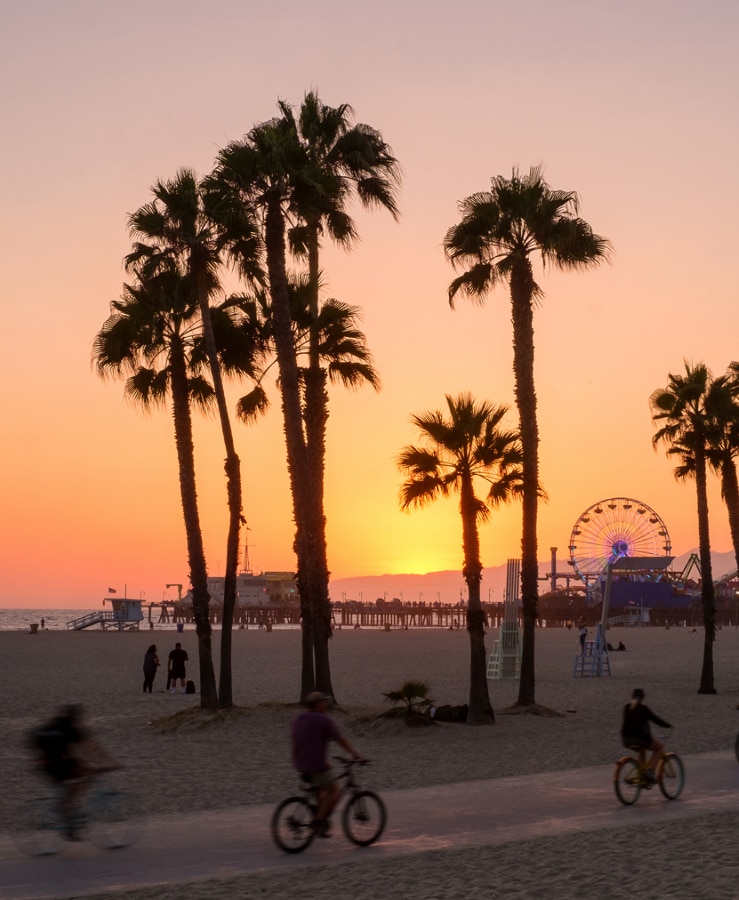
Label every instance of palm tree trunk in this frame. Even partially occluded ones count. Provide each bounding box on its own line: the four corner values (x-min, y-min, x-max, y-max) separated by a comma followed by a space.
264, 195, 317, 701
695, 450, 716, 694
461, 477, 494, 724
193, 269, 242, 709
304, 226, 335, 698
170, 339, 218, 709
510, 263, 539, 707
303, 365, 334, 697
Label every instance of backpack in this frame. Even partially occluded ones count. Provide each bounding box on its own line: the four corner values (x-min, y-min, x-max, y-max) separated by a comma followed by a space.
185, 679, 196, 694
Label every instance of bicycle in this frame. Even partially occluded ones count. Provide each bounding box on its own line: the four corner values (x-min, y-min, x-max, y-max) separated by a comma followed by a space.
271, 756, 387, 853
613, 734, 685, 805
13, 775, 144, 856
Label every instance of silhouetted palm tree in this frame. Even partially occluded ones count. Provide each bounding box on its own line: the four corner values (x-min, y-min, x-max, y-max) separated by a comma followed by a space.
282, 93, 400, 693
651, 361, 716, 694
93, 269, 219, 708
207, 100, 395, 700
444, 167, 610, 708
398, 394, 524, 724
127, 170, 262, 707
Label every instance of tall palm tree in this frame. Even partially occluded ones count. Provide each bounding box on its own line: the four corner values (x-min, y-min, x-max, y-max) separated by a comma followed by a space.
206, 119, 325, 698
92, 269, 219, 708
208, 97, 399, 700
443, 166, 610, 709
127, 169, 261, 708
281, 93, 400, 693
650, 361, 717, 694
397, 394, 524, 724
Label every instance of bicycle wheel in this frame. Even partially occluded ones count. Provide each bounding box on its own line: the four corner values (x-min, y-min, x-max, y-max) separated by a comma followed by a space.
13, 798, 67, 856
87, 787, 144, 849
342, 790, 387, 846
658, 752, 685, 800
614, 758, 642, 805
271, 797, 316, 854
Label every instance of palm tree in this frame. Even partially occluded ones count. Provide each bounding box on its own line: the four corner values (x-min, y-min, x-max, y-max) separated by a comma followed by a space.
443, 166, 610, 709
206, 119, 324, 698
126, 169, 262, 708
281, 92, 400, 694
93, 269, 219, 708
397, 394, 524, 724
650, 362, 717, 694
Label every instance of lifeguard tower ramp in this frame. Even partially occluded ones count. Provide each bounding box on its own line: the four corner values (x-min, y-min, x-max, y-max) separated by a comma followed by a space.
68, 599, 144, 631
487, 559, 522, 680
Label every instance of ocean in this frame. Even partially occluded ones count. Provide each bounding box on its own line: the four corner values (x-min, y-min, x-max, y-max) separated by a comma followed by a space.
0, 609, 191, 632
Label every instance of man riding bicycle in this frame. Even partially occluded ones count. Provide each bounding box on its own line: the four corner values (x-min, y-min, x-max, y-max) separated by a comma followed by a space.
291, 692, 365, 837
33, 704, 118, 838
621, 688, 671, 782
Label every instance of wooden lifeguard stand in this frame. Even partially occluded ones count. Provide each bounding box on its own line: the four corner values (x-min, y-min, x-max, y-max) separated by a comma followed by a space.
487, 559, 522, 680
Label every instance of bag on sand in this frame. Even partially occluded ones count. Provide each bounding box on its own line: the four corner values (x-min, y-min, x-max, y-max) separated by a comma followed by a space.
185, 679, 196, 694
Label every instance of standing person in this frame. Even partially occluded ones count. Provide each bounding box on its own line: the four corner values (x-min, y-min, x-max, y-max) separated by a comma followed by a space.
621, 688, 672, 782
578, 618, 588, 654
167, 642, 188, 693
142, 644, 160, 693
291, 692, 365, 837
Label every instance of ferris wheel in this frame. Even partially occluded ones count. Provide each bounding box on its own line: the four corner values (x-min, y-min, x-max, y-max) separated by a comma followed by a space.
568, 497, 672, 584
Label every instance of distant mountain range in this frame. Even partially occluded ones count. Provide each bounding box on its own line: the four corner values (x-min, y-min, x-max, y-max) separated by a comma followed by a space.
329, 549, 738, 604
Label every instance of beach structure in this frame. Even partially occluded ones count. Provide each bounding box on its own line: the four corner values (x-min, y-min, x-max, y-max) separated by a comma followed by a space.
67, 598, 144, 631
487, 559, 522, 680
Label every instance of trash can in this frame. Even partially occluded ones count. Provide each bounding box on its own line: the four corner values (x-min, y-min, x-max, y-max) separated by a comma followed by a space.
30, 623, 39, 634
176, 622, 184, 633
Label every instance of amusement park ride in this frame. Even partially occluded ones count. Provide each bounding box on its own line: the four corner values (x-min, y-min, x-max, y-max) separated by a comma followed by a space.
566, 496, 677, 676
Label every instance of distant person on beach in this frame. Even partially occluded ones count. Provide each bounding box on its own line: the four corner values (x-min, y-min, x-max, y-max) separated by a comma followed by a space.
32, 704, 118, 838
291, 692, 365, 837
40, 618, 45, 630
142, 644, 160, 693
620, 688, 671, 782
578, 619, 588, 654
168, 642, 189, 693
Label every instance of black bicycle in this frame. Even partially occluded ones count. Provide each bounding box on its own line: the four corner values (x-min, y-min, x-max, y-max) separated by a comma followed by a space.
14, 776, 144, 856
271, 757, 386, 853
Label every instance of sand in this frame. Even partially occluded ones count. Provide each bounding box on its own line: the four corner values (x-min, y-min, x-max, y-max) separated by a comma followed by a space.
2, 623, 739, 897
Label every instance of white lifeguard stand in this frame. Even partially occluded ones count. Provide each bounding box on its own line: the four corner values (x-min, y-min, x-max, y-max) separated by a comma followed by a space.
487, 559, 522, 680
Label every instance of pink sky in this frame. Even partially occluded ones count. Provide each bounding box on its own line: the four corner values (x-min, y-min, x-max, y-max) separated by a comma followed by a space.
2, 1, 739, 607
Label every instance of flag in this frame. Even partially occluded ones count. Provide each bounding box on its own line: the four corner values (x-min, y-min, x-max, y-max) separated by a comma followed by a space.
108, 587, 117, 594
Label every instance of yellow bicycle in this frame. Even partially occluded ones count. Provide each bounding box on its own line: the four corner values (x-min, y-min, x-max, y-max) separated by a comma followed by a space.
614, 736, 685, 805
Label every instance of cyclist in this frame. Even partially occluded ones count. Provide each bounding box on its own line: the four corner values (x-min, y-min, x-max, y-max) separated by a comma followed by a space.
291, 692, 365, 837
620, 688, 671, 782
33, 704, 118, 838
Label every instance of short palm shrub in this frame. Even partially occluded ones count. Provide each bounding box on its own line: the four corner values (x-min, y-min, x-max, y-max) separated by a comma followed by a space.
381, 680, 433, 725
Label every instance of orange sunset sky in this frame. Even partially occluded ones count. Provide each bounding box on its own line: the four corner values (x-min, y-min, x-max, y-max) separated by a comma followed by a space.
2, 1, 738, 608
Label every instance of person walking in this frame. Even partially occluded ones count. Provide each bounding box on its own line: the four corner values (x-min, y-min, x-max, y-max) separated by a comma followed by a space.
167, 642, 188, 693
142, 644, 160, 693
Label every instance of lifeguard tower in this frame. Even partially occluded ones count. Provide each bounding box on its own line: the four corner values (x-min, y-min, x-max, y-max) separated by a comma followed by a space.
487, 559, 522, 680
67, 598, 144, 631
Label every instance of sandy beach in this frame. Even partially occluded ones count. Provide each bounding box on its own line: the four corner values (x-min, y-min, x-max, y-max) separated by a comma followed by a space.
2, 623, 739, 898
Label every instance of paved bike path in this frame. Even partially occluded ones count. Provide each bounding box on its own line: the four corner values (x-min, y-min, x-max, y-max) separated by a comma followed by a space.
2, 750, 738, 899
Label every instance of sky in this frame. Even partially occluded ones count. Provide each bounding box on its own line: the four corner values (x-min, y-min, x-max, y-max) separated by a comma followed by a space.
2, 0, 739, 608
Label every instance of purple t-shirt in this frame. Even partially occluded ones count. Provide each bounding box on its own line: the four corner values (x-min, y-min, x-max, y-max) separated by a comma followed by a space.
291, 710, 341, 774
